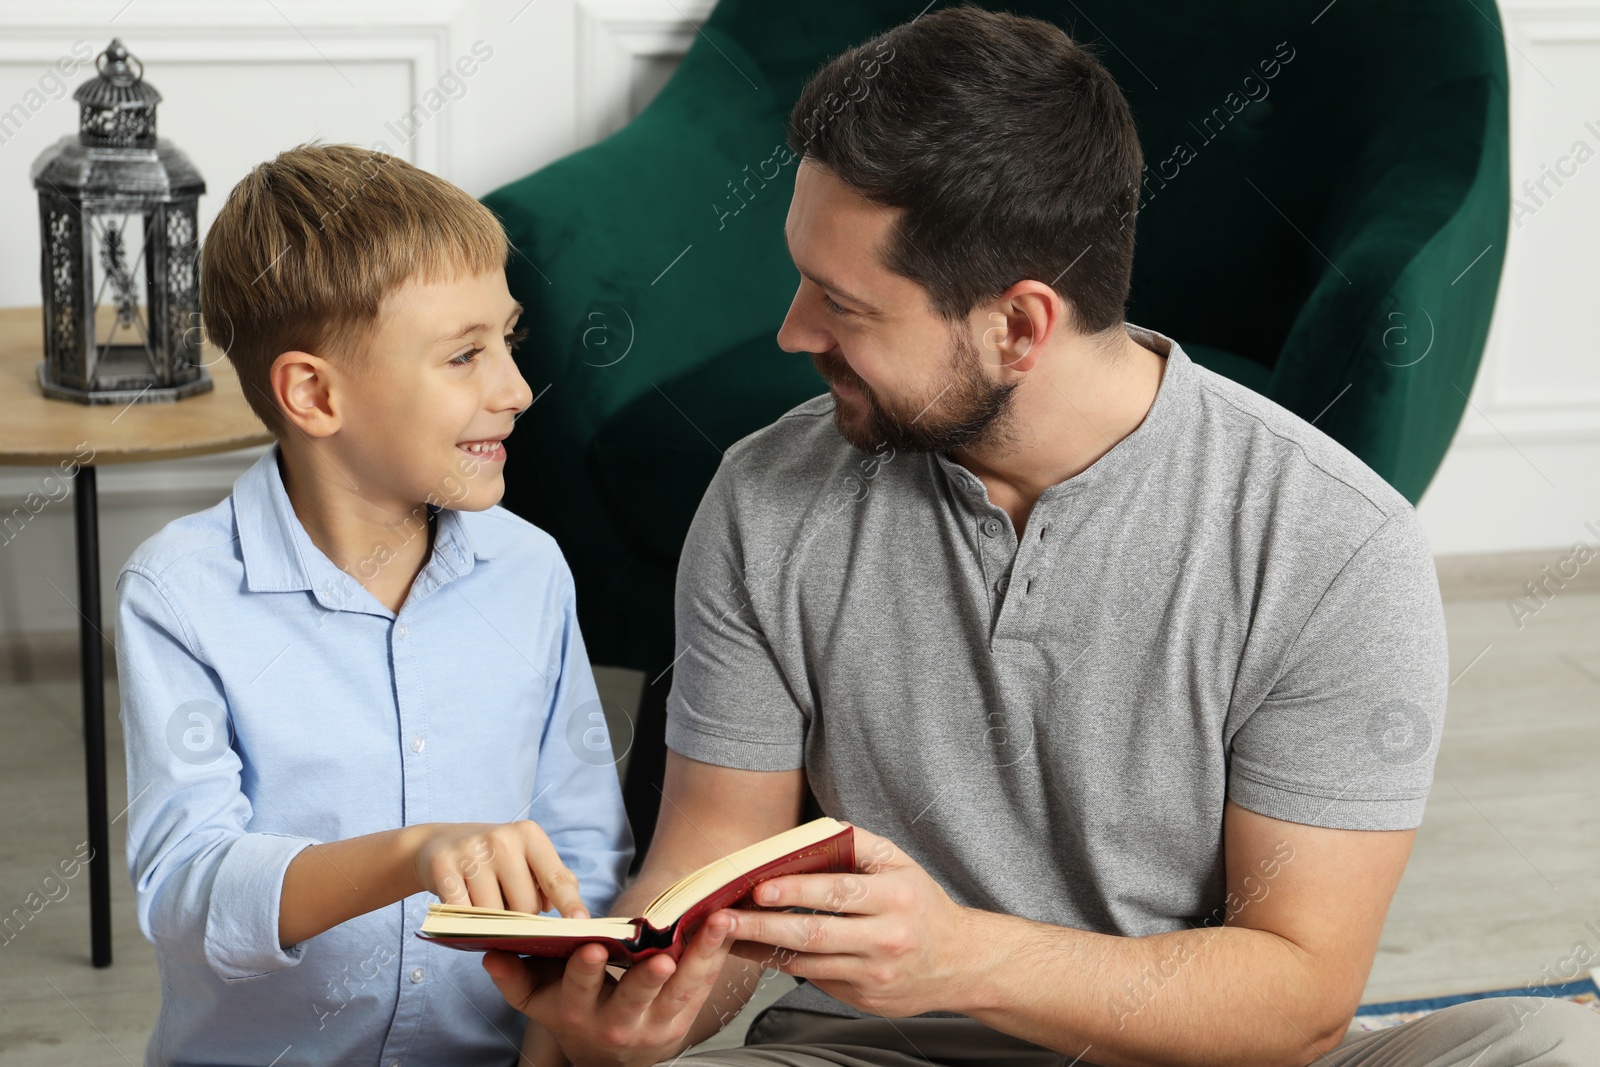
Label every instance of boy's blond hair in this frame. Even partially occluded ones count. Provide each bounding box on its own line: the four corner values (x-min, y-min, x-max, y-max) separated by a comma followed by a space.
200, 143, 509, 437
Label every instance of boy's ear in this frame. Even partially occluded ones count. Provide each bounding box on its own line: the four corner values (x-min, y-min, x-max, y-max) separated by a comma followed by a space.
271, 351, 342, 438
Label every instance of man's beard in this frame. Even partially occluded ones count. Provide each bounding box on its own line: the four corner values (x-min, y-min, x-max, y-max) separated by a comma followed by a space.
810, 327, 1018, 455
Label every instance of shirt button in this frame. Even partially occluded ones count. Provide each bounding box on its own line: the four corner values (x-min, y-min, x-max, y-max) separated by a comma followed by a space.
395, 623, 408, 639
411, 737, 425, 753
995, 575, 1009, 595
980, 517, 1003, 538
410, 966, 425, 983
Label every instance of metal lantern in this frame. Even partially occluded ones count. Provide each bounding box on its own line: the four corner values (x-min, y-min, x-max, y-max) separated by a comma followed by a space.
30, 38, 208, 404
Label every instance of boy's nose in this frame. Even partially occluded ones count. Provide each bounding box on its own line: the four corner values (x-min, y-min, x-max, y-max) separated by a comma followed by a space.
503, 360, 536, 416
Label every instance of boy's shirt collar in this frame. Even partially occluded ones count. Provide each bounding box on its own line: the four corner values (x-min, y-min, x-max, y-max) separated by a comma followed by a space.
233, 443, 494, 617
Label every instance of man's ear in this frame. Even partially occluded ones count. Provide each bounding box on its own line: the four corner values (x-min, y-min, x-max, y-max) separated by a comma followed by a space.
978, 282, 1065, 376
271, 350, 342, 438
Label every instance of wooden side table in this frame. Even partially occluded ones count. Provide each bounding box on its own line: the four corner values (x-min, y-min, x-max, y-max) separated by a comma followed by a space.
0, 306, 272, 967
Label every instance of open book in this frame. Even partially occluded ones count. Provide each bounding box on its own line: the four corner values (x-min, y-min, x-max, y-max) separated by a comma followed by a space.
417, 817, 855, 965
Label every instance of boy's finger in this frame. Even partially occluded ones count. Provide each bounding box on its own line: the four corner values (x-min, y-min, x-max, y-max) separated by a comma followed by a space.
539, 863, 585, 918
516, 822, 587, 918
497, 859, 539, 916
463, 861, 506, 911
434, 871, 470, 906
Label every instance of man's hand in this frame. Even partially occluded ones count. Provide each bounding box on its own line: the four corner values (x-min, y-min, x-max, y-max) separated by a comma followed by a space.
484, 912, 738, 1067
484, 753, 808, 1065
412, 820, 588, 918
725, 827, 979, 1018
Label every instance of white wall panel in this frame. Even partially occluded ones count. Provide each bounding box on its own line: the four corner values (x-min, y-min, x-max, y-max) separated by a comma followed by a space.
0, 0, 1594, 634
1416, 0, 1600, 555
0, 0, 701, 633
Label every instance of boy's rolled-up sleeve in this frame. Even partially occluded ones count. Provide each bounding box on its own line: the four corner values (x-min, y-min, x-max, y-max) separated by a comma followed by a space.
526, 561, 634, 917
116, 566, 318, 980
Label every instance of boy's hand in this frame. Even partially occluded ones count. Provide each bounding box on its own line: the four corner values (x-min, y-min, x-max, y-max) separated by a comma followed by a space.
412, 821, 588, 918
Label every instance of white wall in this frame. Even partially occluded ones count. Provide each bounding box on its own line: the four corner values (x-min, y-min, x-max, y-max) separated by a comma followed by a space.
1415, 0, 1600, 555
0, 0, 1594, 637
0, 0, 713, 636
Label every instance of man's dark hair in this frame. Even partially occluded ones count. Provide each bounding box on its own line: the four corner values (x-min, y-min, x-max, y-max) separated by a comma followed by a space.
786, 4, 1143, 338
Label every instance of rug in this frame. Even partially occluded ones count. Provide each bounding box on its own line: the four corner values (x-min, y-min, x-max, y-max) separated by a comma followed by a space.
1353, 968, 1600, 1031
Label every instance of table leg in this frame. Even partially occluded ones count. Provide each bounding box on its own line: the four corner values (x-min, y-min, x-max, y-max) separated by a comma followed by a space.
74, 463, 112, 968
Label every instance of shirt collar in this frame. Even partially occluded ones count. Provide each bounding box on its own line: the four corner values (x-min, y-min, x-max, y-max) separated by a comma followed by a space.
934, 320, 1196, 501
233, 443, 494, 613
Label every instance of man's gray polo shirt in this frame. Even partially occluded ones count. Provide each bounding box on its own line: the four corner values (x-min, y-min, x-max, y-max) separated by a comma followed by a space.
665, 322, 1448, 1018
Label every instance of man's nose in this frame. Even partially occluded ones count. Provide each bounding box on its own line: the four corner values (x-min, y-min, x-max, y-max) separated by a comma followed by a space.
777, 286, 830, 354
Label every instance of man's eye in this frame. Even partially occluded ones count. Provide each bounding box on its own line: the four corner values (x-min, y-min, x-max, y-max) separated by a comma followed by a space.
449, 348, 481, 367
822, 294, 851, 316
506, 327, 529, 350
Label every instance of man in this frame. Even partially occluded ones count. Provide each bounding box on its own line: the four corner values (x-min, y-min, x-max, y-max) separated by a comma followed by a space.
487, 6, 1599, 1066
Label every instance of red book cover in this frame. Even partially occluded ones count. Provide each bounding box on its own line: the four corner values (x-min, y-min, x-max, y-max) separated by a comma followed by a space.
418, 821, 855, 966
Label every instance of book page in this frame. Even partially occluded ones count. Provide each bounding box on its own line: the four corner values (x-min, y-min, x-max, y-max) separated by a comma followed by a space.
640, 817, 848, 927
421, 904, 638, 940
418, 816, 849, 940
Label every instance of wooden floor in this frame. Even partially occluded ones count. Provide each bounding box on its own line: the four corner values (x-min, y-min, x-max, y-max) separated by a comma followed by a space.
1, 589, 1596, 1063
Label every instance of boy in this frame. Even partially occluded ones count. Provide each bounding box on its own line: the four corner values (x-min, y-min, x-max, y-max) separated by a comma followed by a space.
115, 143, 632, 1066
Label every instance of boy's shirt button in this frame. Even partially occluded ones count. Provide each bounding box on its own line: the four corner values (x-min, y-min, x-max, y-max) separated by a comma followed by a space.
409, 967, 425, 983
410, 737, 425, 753
395, 623, 408, 639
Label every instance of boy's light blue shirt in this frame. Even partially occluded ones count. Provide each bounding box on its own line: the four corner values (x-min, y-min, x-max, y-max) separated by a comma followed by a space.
115, 443, 633, 1067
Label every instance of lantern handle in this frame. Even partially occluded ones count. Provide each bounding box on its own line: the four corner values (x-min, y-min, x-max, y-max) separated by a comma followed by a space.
95, 39, 144, 85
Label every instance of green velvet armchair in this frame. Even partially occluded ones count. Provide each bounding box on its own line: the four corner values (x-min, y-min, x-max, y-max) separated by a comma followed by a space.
483, 0, 1510, 850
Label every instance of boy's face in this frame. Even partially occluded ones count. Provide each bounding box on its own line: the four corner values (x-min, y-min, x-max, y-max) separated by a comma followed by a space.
336, 268, 534, 514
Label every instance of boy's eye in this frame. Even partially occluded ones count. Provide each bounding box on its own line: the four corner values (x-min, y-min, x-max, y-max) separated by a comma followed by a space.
449, 328, 528, 367
821, 294, 851, 316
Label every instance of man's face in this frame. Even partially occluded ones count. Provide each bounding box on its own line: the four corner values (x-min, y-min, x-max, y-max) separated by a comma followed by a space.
777, 160, 1016, 455
335, 268, 534, 513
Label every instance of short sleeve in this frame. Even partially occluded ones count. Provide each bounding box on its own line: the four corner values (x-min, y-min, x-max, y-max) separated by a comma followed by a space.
116, 567, 317, 979
1227, 511, 1449, 831
664, 458, 808, 771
